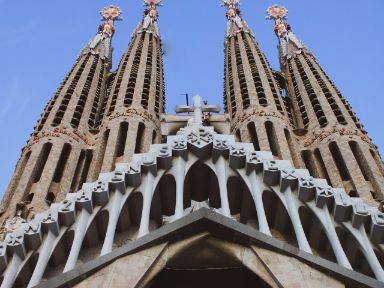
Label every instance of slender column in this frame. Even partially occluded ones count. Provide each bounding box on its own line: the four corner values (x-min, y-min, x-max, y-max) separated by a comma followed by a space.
248, 171, 271, 236
101, 189, 124, 255
174, 157, 186, 219
28, 230, 60, 288
215, 156, 231, 217
138, 172, 156, 237
64, 209, 93, 272
345, 223, 384, 281
308, 202, 352, 269
283, 186, 312, 253
0, 254, 24, 288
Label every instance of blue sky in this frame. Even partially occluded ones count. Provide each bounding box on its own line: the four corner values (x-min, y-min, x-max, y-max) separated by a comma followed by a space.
0, 0, 383, 197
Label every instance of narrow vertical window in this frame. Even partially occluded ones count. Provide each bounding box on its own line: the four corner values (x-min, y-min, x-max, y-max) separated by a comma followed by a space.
53, 143, 72, 183
265, 121, 281, 158
314, 149, 331, 185
135, 123, 146, 154
115, 122, 129, 158
79, 150, 93, 189
33, 143, 53, 183
329, 142, 350, 181
301, 150, 319, 178
70, 150, 85, 192
247, 122, 260, 151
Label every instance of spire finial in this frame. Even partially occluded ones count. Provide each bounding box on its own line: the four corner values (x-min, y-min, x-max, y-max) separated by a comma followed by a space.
100, 5, 123, 22
142, 0, 162, 35
86, 6, 122, 60
222, 0, 246, 38
266, 4, 306, 60
266, 4, 288, 21
143, 0, 162, 21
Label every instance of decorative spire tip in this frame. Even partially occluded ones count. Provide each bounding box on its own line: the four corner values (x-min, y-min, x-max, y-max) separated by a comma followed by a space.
100, 5, 123, 21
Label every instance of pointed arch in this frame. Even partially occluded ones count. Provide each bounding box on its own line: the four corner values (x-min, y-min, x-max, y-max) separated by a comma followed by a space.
43, 230, 75, 279
298, 206, 336, 262
262, 190, 298, 247
13, 253, 40, 287
227, 176, 258, 227
335, 227, 375, 278
183, 161, 221, 209
78, 210, 109, 263
150, 174, 177, 226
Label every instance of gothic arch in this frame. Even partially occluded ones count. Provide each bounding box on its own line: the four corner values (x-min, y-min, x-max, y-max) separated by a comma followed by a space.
227, 176, 258, 227
298, 206, 336, 262
262, 189, 298, 247
183, 161, 221, 209
335, 226, 375, 278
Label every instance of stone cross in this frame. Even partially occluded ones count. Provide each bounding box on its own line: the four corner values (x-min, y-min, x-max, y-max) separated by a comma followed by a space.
175, 95, 220, 126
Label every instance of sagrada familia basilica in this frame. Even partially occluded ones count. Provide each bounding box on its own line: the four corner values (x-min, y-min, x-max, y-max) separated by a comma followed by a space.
0, 1, 383, 287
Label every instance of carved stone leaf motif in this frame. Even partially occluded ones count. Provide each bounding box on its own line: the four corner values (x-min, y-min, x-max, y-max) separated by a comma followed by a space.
93, 181, 107, 192
266, 160, 279, 171
281, 169, 297, 180
126, 162, 140, 174
60, 200, 74, 213
299, 177, 315, 188
374, 213, 384, 225
42, 213, 56, 224
111, 171, 124, 182
77, 190, 90, 201
355, 202, 370, 216
142, 154, 156, 165
6, 234, 23, 246
337, 192, 350, 206
25, 222, 40, 234
187, 129, 213, 147
214, 139, 229, 150
248, 152, 262, 164
172, 139, 187, 150
158, 145, 171, 157
230, 145, 245, 156
317, 185, 333, 197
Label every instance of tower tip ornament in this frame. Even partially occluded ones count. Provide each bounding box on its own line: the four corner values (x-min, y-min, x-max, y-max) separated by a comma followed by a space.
266, 4, 308, 62
142, 0, 162, 36
222, 0, 247, 38
85, 6, 122, 60
100, 5, 123, 21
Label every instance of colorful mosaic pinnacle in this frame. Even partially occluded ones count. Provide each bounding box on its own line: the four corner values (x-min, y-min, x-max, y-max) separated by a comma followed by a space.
222, 0, 241, 7
144, 0, 162, 6
100, 5, 122, 21
266, 4, 288, 20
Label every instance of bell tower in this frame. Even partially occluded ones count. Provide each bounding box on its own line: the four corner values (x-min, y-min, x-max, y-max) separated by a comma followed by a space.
89, 0, 166, 180
223, 0, 303, 167
266, 4, 384, 203
0, 6, 122, 220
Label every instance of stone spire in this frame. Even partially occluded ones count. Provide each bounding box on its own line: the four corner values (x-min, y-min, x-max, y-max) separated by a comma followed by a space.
82, 5, 122, 62
222, 1, 303, 168
266, 4, 307, 61
267, 4, 384, 203
0, 7, 121, 225
88, 0, 165, 179
222, 0, 248, 38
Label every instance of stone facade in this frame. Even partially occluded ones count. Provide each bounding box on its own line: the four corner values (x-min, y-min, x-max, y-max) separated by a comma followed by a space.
0, 2, 383, 288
